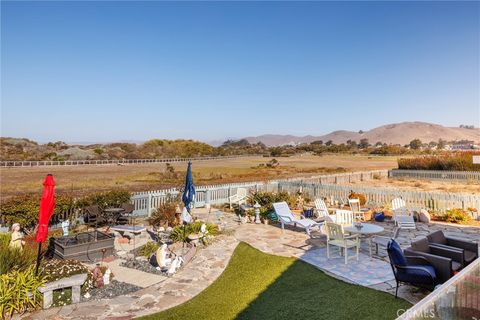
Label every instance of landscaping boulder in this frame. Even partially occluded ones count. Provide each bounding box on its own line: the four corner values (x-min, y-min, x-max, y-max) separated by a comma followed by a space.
418, 209, 431, 223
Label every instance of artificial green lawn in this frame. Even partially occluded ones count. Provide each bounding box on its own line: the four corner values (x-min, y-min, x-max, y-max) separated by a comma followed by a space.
141, 242, 411, 320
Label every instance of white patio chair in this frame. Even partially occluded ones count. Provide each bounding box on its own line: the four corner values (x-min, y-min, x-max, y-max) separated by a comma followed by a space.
348, 198, 364, 221
325, 222, 360, 264
314, 198, 330, 219
328, 209, 354, 226
273, 202, 322, 236
228, 188, 247, 209
391, 198, 415, 229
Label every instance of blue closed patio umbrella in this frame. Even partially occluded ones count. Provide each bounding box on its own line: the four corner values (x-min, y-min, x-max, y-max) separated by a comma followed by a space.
182, 161, 195, 218
181, 162, 195, 246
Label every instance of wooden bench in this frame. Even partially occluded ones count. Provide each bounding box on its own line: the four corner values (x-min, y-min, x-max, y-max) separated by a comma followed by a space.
38, 273, 87, 309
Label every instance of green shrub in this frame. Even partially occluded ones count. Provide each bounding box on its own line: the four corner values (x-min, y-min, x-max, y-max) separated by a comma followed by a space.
140, 242, 160, 257
148, 200, 180, 227
435, 208, 472, 224
0, 234, 37, 275
0, 190, 131, 232
170, 222, 219, 243
76, 189, 131, 210
0, 265, 47, 319
0, 233, 11, 247
248, 191, 295, 212
348, 191, 367, 206
41, 259, 93, 294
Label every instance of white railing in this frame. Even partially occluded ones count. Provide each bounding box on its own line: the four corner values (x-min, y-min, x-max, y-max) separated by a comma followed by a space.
0, 155, 255, 167
278, 181, 480, 213
390, 169, 480, 181
129, 170, 389, 216
396, 257, 480, 320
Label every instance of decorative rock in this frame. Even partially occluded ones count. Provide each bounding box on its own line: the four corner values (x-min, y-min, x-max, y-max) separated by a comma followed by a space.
118, 237, 129, 244
187, 233, 201, 245
418, 210, 431, 223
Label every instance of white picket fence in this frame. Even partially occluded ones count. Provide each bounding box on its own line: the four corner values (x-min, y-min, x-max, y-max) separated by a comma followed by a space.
130, 170, 389, 216
130, 168, 480, 216
278, 181, 480, 213
0, 155, 254, 168
390, 169, 480, 181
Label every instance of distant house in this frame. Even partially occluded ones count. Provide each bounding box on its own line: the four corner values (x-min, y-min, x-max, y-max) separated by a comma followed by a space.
450, 141, 475, 150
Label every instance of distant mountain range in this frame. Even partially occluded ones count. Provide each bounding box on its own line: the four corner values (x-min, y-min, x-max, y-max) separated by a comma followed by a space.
242, 122, 480, 147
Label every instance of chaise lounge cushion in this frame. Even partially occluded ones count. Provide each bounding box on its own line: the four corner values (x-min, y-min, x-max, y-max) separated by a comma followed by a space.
387, 240, 407, 266
411, 238, 430, 253
427, 231, 447, 245
465, 250, 477, 264
397, 265, 436, 285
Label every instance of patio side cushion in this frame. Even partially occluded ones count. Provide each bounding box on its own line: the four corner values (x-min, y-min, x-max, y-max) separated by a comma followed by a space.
387, 240, 407, 266
464, 250, 477, 264
411, 238, 430, 253
427, 231, 447, 245
451, 261, 462, 272
397, 265, 436, 285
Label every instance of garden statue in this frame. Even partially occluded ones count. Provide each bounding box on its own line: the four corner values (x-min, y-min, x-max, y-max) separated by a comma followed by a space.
9, 223, 25, 250
103, 268, 112, 285
296, 192, 304, 210
156, 243, 172, 269
92, 264, 104, 288
200, 223, 208, 236
167, 255, 183, 276
61, 219, 70, 236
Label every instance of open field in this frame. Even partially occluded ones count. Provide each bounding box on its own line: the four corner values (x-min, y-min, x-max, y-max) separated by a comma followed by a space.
0, 155, 398, 199
347, 176, 480, 194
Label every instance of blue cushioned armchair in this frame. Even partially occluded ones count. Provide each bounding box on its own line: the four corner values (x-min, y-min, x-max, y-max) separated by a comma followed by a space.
387, 240, 437, 298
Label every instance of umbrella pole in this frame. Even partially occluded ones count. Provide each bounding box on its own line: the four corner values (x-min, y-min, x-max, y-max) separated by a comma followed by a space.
182, 222, 186, 248
35, 243, 42, 276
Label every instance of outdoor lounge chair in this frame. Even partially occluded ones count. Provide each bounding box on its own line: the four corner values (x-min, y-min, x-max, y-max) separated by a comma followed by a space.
387, 239, 437, 298
314, 198, 330, 219
83, 205, 100, 225
427, 230, 478, 267
372, 227, 400, 255
273, 202, 322, 236
330, 209, 354, 225
404, 238, 460, 283
391, 198, 415, 229
121, 203, 135, 214
228, 188, 247, 209
348, 198, 364, 221
325, 222, 360, 264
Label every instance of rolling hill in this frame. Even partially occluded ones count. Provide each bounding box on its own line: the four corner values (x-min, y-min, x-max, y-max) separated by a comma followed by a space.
244, 122, 480, 146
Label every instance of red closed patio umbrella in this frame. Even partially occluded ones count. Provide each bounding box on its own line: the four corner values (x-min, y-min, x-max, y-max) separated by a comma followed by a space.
35, 174, 56, 274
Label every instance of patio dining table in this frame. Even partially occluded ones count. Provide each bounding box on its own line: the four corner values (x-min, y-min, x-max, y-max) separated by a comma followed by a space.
344, 223, 384, 258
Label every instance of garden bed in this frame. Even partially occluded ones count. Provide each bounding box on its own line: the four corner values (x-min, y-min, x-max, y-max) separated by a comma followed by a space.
52, 231, 115, 262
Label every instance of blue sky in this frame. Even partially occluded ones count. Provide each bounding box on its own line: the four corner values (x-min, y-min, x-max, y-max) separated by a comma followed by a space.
1, 1, 479, 143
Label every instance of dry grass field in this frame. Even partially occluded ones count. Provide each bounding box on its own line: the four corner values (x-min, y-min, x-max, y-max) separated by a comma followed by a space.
0, 155, 398, 199
348, 176, 480, 194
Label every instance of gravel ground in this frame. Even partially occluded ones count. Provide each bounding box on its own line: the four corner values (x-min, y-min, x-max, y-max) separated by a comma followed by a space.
120, 258, 167, 276
81, 280, 141, 301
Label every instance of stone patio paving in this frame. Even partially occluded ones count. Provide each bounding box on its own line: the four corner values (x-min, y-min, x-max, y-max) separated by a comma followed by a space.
24, 208, 480, 319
